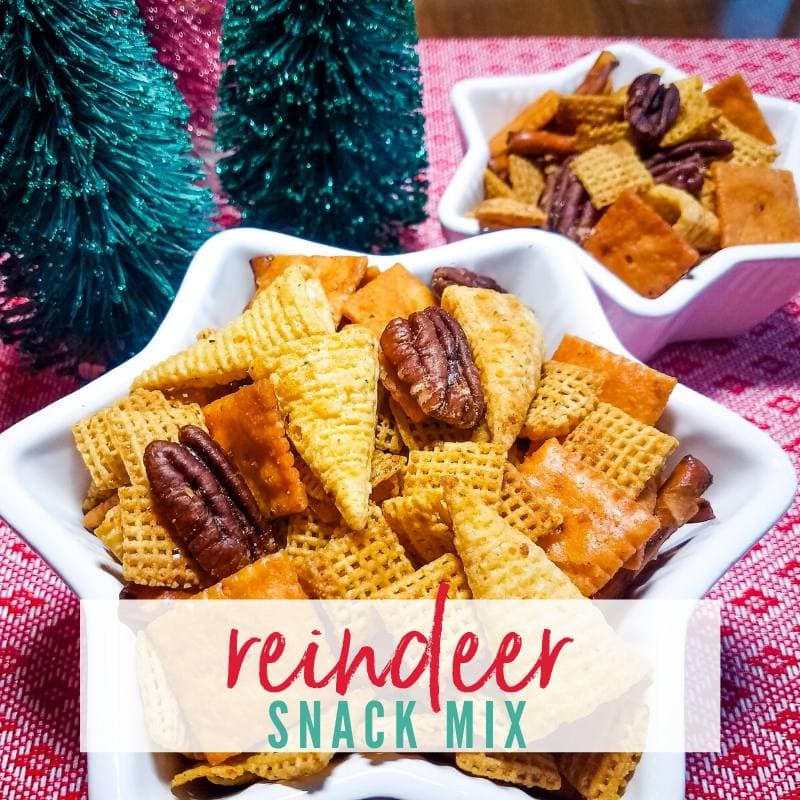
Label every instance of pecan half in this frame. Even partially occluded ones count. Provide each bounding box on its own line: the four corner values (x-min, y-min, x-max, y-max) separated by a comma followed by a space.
380, 307, 485, 429
625, 73, 680, 150
144, 426, 281, 579
645, 139, 733, 195
430, 267, 506, 298
542, 160, 598, 242
574, 50, 620, 95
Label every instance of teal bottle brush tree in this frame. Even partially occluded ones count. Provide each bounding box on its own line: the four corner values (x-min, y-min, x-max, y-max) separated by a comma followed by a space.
0, 0, 214, 372
216, 0, 429, 253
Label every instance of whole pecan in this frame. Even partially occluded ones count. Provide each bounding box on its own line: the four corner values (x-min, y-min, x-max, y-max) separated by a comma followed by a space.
430, 267, 506, 298
625, 74, 680, 150
380, 307, 485, 429
542, 160, 598, 243
144, 426, 280, 579
645, 139, 734, 195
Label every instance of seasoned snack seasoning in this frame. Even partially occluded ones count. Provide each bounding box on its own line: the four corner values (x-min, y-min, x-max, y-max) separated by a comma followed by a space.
72, 253, 714, 798
473, 51, 800, 297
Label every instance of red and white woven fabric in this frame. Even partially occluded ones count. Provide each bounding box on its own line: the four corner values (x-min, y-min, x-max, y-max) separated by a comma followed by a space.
1, 33, 799, 800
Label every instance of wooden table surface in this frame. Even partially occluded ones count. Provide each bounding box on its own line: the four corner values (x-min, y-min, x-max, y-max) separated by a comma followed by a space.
415, 0, 800, 38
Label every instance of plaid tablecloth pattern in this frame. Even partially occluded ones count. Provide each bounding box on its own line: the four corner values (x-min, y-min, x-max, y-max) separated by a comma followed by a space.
1, 32, 799, 800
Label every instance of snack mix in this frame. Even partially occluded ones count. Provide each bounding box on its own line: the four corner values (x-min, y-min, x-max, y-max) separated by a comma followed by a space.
473, 52, 800, 297
74, 255, 714, 797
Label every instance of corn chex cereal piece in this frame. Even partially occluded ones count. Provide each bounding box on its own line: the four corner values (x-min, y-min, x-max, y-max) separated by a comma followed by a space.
558, 752, 642, 800
291, 454, 340, 523
374, 553, 472, 599
370, 451, 406, 504
706, 73, 775, 144
456, 752, 561, 791
699, 173, 716, 211
575, 120, 631, 151
563, 403, 678, 498
499, 462, 564, 543
285, 512, 349, 579
109, 402, 206, 486
389, 398, 471, 450
484, 168, 515, 199
489, 90, 560, 159
553, 335, 676, 426
375, 389, 403, 453
94, 503, 123, 561
342, 263, 435, 340
523, 360, 604, 441
571, 141, 653, 208
712, 162, 800, 246
508, 155, 545, 205
583, 190, 699, 299
72, 389, 171, 495
441, 286, 545, 448
119, 485, 205, 588
661, 76, 720, 147
645, 184, 720, 252
447, 488, 582, 600
172, 752, 334, 788
195, 552, 307, 600
249, 254, 367, 325
305, 507, 414, 598
382, 488, 453, 564
519, 439, 659, 595
254, 326, 378, 531
557, 93, 625, 128
403, 442, 505, 506
134, 264, 335, 390
716, 116, 779, 167
203, 380, 307, 518
473, 197, 546, 229
83, 491, 120, 530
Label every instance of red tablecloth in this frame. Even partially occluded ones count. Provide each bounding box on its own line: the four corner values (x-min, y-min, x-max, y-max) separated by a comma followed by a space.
2, 34, 799, 800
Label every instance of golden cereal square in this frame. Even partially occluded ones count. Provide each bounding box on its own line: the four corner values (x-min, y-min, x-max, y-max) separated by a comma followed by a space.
305, 507, 414, 598
484, 168, 515, 199
382, 488, 454, 564
645, 184, 720, 252
575, 121, 631, 151
456, 752, 561, 791
94, 504, 124, 562
375, 553, 472, 599
582, 190, 699, 299
389, 398, 472, 450
441, 285, 545, 448
172, 752, 334, 788
557, 93, 625, 129
133, 264, 334, 390
403, 441, 506, 506
558, 752, 642, 800
713, 162, 800, 246
716, 116, 779, 168
508, 155, 545, 205
519, 439, 659, 596
523, 360, 604, 441
473, 197, 546, 230
370, 451, 406, 504
552, 334, 676, 426
661, 76, 720, 146
571, 141, 653, 208
563, 402, 678, 498
119, 485, 205, 589
108, 402, 206, 486
375, 389, 404, 453
499, 462, 564, 543
254, 326, 378, 531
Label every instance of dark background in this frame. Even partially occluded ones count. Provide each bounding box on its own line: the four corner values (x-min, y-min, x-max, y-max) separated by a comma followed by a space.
415, 0, 800, 37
